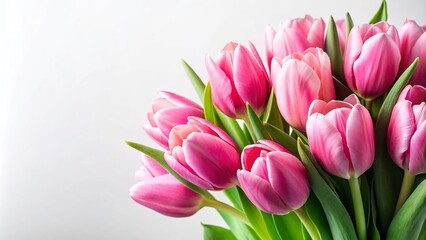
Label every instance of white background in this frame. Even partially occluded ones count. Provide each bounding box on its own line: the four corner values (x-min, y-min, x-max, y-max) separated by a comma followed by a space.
1, 0, 425, 239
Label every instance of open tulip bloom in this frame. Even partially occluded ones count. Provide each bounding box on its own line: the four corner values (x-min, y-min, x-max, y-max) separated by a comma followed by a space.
127, 1, 426, 240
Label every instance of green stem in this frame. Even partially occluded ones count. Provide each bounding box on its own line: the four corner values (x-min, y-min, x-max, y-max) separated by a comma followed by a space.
202, 198, 251, 226
295, 207, 320, 240
364, 99, 372, 113
349, 177, 367, 240
394, 169, 416, 215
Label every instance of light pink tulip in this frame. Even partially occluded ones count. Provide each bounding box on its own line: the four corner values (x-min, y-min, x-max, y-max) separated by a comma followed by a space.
265, 15, 325, 67
130, 154, 203, 217
399, 19, 426, 87
306, 95, 375, 179
387, 85, 426, 175
205, 42, 270, 118
344, 22, 401, 100
335, 19, 347, 56
143, 91, 204, 150
237, 140, 310, 214
164, 117, 240, 190
271, 47, 336, 131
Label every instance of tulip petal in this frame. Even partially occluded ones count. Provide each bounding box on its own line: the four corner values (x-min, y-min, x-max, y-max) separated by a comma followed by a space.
273, 29, 310, 59
141, 153, 167, 177
344, 26, 363, 91
143, 125, 169, 150
154, 107, 203, 137
158, 91, 203, 110
408, 121, 426, 174
187, 117, 237, 149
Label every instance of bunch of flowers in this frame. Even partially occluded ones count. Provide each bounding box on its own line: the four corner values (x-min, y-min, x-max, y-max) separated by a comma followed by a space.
127, 1, 425, 239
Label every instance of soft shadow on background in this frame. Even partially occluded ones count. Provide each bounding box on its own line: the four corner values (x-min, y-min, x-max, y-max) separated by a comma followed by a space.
1, 0, 425, 239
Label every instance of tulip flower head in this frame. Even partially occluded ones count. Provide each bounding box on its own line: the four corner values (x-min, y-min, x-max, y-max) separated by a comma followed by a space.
143, 91, 204, 150
306, 95, 375, 179
237, 140, 310, 215
165, 117, 240, 190
387, 85, 426, 175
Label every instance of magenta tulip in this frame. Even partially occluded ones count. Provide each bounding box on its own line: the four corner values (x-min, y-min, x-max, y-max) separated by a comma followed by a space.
387, 85, 426, 175
237, 140, 310, 214
265, 15, 325, 67
399, 19, 426, 87
344, 22, 401, 100
130, 154, 203, 217
306, 95, 375, 179
143, 91, 204, 150
164, 117, 240, 190
205, 42, 270, 118
271, 47, 336, 131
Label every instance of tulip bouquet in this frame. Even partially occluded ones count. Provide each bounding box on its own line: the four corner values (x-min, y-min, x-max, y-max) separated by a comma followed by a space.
127, 1, 425, 239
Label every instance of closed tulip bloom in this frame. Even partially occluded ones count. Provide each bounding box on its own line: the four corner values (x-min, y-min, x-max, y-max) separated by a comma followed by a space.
344, 22, 401, 100
165, 117, 240, 190
335, 19, 347, 56
306, 95, 375, 179
205, 42, 269, 118
130, 154, 203, 217
272, 47, 336, 131
387, 85, 426, 175
399, 20, 426, 87
143, 91, 204, 150
237, 140, 310, 214
265, 15, 325, 67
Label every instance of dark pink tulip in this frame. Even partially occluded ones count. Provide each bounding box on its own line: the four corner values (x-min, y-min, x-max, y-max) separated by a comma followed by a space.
271, 47, 336, 131
205, 42, 270, 118
387, 85, 426, 175
165, 117, 240, 190
265, 15, 325, 67
344, 22, 401, 100
130, 154, 203, 217
237, 140, 310, 214
143, 91, 204, 150
306, 95, 375, 179
399, 20, 426, 87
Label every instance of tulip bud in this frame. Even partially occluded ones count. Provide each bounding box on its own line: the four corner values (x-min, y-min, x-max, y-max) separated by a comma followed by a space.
272, 47, 336, 131
130, 154, 203, 217
265, 15, 325, 67
165, 117, 240, 190
344, 22, 401, 100
306, 95, 375, 179
335, 19, 347, 56
237, 140, 310, 214
205, 42, 270, 118
143, 91, 204, 150
399, 19, 426, 87
387, 85, 426, 175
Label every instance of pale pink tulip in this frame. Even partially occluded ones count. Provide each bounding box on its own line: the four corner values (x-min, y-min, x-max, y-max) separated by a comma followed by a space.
271, 47, 336, 131
265, 15, 325, 67
387, 85, 426, 175
130, 154, 203, 217
399, 19, 426, 87
205, 42, 269, 118
164, 117, 240, 190
306, 95, 375, 179
344, 22, 401, 100
143, 91, 204, 150
237, 140, 310, 214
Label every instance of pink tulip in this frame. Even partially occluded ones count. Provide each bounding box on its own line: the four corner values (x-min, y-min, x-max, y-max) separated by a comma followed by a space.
387, 85, 426, 175
399, 19, 426, 87
265, 15, 325, 67
164, 117, 240, 190
143, 91, 204, 150
306, 95, 375, 179
130, 154, 203, 217
237, 140, 310, 214
344, 22, 401, 100
271, 47, 336, 131
205, 42, 270, 118
335, 19, 347, 56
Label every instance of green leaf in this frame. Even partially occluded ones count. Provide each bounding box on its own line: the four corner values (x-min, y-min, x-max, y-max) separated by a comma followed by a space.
125, 141, 209, 196
264, 123, 298, 156
262, 90, 285, 130
297, 139, 358, 240
387, 180, 426, 239
247, 103, 271, 141
369, 0, 388, 24
325, 15, 345, 85
203, 224, 238, 240
345, 12, 354, 41
216, 110, 249, 152
292, 128, 308, 145
273, 212, 304, 240
333, 76, 352, 100
203, 82, 223, 127
304, 194, 333, 240
373, 58, 418, 233
181, 59, 205, 102
368, 183, 381, 240
260, 212, 283, 240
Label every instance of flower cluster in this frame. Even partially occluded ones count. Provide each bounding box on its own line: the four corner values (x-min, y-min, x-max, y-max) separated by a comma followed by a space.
128, 2, 426, 240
